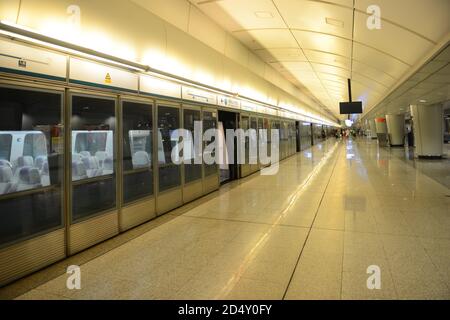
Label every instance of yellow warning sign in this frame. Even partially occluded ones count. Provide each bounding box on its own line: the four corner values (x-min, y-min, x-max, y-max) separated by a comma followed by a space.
105, 73, 112, 84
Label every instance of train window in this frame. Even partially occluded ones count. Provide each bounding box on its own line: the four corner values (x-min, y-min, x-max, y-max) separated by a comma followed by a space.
0, 86, 63, 245
183, 108, 202, 183
122, 101, 153, 204
158, 105, 181, 192
71, 95, 116, 222
0, 134, 12, 161
203, 110, 217, 177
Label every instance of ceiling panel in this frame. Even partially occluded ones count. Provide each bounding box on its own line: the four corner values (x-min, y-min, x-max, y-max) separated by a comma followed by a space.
426, 73, 450, 85
415, 82, 446, 91
352, 42, 410, 78
304, 49, 351, 69
321, 79, 347, 88
417, 60, 448, 74
351, 60, 396, 87
408, 72, 431, 83
292, 30, 352, 57
194, 0, 285, 32
311, 63, 351, 78
233, 29, 298, 50
434, 48, 450, 62
254, 48, 307, 62
275, 0, 353, 38
354, 11, 434, 65
436, 64, 450, 75
355, 0, 450, 43
281, 61, 315, 72
316, 72, 348, 82
351, 73, 386, 94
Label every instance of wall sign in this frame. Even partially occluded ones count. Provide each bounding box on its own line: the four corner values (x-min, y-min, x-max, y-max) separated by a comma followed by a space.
69, 57, 138, 92
140, 74, 181, 98
0, 38, 67, 81
182, 86, 217, 105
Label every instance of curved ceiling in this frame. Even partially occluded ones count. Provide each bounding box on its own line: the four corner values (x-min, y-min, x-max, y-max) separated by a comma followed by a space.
190, 0, 450, 119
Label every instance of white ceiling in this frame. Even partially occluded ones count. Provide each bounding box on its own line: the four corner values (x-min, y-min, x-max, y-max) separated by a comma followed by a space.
190, 0, 450, 119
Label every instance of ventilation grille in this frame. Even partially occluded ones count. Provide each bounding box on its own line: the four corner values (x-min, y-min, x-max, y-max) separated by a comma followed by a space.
69, 211, 118, 255
120, 198, 156, 231
0, 229, 65, 286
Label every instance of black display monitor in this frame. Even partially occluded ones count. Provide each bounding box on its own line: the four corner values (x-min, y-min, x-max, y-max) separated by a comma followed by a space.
339, 101, 363, 114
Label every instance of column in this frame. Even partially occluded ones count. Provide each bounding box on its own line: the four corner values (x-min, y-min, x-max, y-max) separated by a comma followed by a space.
369, 119, 377, 139
410, 104, 443, 158
375, 117, 388, 147
386, 114, 405, 147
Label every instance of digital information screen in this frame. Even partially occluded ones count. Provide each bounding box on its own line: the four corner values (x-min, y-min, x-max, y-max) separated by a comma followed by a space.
339, 101, 363, 114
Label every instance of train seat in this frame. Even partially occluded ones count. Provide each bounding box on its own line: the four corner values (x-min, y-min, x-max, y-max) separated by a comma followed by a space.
0, 165, 14, 195
102, 156, 114, 175
16, 166, 42, 191
72, 153, 83, 162
0, 159, 13, 169
82, 156, 103, 177
95, 151, 108, 167
72, 160, 87, 180
80, 151, 91, 158
15, 156, 34, 172
34, 155, 48, 172
132, 151, 150, 169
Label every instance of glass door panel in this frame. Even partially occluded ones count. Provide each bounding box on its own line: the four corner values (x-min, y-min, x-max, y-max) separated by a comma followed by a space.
122, 101, 153, 204
0, 86, 63, 245
183, 108, 202, 183
203, 110, 218, 177
71, 94, 116, 222
157, 105, 181, 192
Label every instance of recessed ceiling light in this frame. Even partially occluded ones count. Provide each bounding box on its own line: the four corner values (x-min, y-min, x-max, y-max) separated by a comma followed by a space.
325, 17, 344, 28
419, 99, 427, 103
255, 11, 274, 19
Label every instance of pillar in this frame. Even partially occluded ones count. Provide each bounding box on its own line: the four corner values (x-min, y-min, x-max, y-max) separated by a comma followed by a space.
369, 119, 377, 139
386, 114, 405, 147
410, 104, 443, 158
375, 118, 388, 147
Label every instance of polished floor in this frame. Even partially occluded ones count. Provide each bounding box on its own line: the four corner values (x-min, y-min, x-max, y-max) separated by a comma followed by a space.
15, 138, 450, 300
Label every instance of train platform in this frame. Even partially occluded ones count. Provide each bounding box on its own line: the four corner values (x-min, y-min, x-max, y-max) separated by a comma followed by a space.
5, 138, 449, 300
